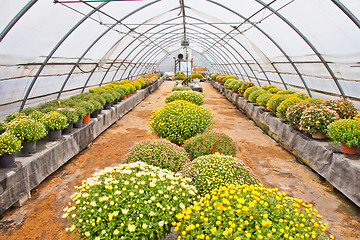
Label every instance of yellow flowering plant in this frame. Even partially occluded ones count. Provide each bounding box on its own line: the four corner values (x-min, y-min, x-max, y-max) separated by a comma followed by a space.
243, 86, 260, 100
354, 114, 360, 122
63, 162, 198, 240
0, 121, 7, 134
174, 183, 334, 240
0, 133, 22, 156
165, 91, 204, 106
327, 119, 360, 147
40, 111, 68, 131
238, 82, 255, 96
149, 100, 213, 145
7, 117, 46, 142
181, 153, 260, 194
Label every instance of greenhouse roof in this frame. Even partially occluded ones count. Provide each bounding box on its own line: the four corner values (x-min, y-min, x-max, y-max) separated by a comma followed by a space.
0, 0, 359, 116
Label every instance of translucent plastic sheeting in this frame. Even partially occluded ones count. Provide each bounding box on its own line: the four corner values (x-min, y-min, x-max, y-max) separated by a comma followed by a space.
0, 0, 360, 118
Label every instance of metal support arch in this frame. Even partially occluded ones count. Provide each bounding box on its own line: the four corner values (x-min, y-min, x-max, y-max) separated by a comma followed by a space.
57, 0, 162, 99
19, 2, 109, 111
207, 0, 313, 97
255, 0, 346, 98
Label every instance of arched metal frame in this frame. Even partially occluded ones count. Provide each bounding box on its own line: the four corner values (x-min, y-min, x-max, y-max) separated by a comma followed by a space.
0, 0, 358, 112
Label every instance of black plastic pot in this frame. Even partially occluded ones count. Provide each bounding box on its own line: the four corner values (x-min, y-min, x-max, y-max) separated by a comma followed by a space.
48, 129, 62, 141
62, 123, 73, 134
73, 118, 83, 128
0, 153, 15, 168
21, 141, 36, 155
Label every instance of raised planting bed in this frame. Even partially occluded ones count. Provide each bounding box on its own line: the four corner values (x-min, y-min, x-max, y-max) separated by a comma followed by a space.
0, 78, 164, 214
211, 80, 360, 207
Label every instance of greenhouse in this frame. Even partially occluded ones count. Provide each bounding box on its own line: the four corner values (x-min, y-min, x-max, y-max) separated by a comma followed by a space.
0, 0, 359, 239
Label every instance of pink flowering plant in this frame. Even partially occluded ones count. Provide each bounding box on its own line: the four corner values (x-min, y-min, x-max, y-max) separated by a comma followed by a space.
182, 131, 236, 159
173, 183, 334, 240
299, 105, 339, 135
123, 139, 190, 172
63, 162, 198, 240
286, 102, 313, 128
181, 153, 260, 195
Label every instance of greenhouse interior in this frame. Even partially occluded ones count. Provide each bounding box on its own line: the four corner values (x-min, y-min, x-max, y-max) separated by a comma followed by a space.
0, 0, 360, 239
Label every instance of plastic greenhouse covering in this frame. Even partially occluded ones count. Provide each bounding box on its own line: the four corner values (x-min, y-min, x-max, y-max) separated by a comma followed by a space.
0, 0, 359, 118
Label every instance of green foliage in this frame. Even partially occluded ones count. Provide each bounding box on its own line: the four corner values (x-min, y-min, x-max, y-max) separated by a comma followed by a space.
172, 86, 192, 92
306, 97, 324, 105
123, 139, 190, 172
277, 90, 297, 95
165, 91, 204, 106
182, 131, 236, 159
238, 82, 255, 96
21, 107, 36, 115
268, 87, 281, 94
149, 100, 213, 145
233, 81, 244, 90
256, 93, 273, 108
101, 92, 115, 103
327, 119, 360, 147
29, 110, 45, 122
57, 110, 79, 124
5, 112, 26, 123
299, 105, 339, 134
41, 111, 68, 131
7, 117, 46, 142
276, 97, 304, 119
286, 102, 314, 127
0, 133, 22, 156
295, 92, 309, 100
243, 86, 260, 100
321, 99, 357, 119
63, 162, 198, 239
261, 84, 277, 91
248, 89, 267, 103
0, 121, 8, 134
266, 94, 289, 113
181, 153, 260, 194
87, 99, 102, 111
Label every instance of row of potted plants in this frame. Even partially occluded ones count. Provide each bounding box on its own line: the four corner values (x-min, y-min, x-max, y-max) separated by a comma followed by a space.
62, 86, 334, 239
209, 72, 360, 155
0, 74, 162, 168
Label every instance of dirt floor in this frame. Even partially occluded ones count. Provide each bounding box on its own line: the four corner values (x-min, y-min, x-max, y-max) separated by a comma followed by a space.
0, 81, 359, 240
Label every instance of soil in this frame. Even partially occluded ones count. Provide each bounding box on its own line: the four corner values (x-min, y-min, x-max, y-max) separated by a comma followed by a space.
0, 81, 359, 240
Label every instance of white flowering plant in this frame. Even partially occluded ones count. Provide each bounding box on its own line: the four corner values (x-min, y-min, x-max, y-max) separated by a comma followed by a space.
63, 162, 198, 240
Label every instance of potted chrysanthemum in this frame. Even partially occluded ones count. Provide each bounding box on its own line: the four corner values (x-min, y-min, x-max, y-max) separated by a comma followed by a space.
40, 111, 68, 141
327, 119, 360, 154
7, 117, 47, 154
0, 133, 22, 167
63, 162, 198, 239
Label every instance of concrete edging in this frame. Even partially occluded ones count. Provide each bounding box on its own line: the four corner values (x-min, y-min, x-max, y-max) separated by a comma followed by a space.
0, 78, 164, 214
211, 80, 360, 207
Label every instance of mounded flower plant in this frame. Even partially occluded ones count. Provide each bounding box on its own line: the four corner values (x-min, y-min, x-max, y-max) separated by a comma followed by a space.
238, 82, 255, 96
149, 100, 213, 145
0, 133, 22, 156
256, 93, 273, 108
181, 153, 260, 194
63, 162, 198, 240
327, 119, 360, 147
123, 139, 190, 172
321, 99, 357, 119
41, 111, 68, 131
165, 91, 204, 106
276, 97, 303, 119
243, 86, 259, 100
0, 121, 7, 134
299, 105, 339, 135
174, 183, 333, 240
7, 117, 46, 143
266, 94, 289, 113
182, 131, 236, 159
286, 102, 313, 128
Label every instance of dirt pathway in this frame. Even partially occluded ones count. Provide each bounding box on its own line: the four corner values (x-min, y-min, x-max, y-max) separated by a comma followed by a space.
0, 81, 359, 239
